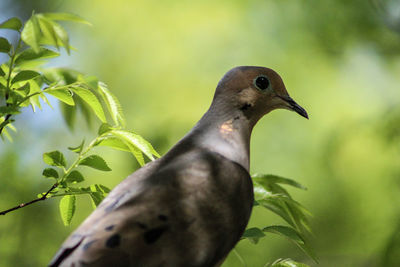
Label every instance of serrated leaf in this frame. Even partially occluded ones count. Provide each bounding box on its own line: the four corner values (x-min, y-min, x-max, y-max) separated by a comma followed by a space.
253, 182, 274, 201
59, 195, 76, 226
98, 82, 125, 127
89, 191, 104, 208
97, 136, 130, 152
0, 106, 20, 116
42, 168, 59, 179
0, 17, 22, 31
45, 88, 74, 105
79, 154, 111, 171
110, 130, 159, 160
37, 16, 60, 50
263, 225, 318, 263
21, 17, 41, 53
98, 123, 113, 135
65, 170, 84, 183
98, 184, 111, 193
71, 86, 106, 122
42, 13, 92, 25
51, 20, 69, 54
258, 198, 297, 229
252, 174, 307, 190
242, 227, 266, 244
68, 139, 85, 153
28, 80, 42, 111
16, 82, 30, 96
60, 102, 76, 129
0, 37, 11, 53
11, 70, 40, 84
263, 225, 304, 244
15, 47, 59, 65
82, 75, 98, 89
43, 150, 67, 167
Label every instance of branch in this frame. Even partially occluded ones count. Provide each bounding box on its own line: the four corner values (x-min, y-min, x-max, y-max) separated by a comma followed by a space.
0, 182, 58, 215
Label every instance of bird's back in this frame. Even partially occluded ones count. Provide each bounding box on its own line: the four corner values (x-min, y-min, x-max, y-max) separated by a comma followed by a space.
49, 148, 253, 267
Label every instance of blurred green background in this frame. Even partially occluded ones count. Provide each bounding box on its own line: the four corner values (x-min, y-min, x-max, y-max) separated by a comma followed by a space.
1, 0, 400, 266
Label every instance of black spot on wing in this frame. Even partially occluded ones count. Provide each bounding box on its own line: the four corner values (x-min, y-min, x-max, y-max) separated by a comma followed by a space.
105, 234, 121, 248
105, 225, 115, 231
144, 226, 169, 244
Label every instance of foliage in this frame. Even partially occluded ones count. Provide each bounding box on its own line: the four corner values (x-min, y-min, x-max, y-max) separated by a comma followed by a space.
0, 13, 159, 225
239, 174, 315, 265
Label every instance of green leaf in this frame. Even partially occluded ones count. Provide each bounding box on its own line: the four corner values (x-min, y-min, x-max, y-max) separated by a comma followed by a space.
263, 225, 304, 244
79, 154, 111, 171
0, 37, 11, 53
15, 47, 59, 65
97, 136, 130, 152
42, 13, 92, 25
60, 102, 76, 129
268, 258, 310, 267
68, 139, 85, 153
98, 123, 113, 135
252, 174, 307, 190
21, 17, 41, 53
28, 80, 42, 111
110, 129, 159, 160
42, 168, 59, 179
242, 227, 266, 244
253, 181, 274, 201
65, 170, 84, 183
0, 106, 20, 116
51, 21, 70, 54
0, 67, 5, 77
59, 195, 76, 226
37, 16, 60, 50
81, 75, 98, 89
263, 225, 318, 263
98, 82, 126, 127
11, 70, 40, 84
89, 191, 103, 208
0, 17, 22, 31
43, 150, 67, 167
71, 86, 106, 122
45, 88, 74, 105
16, 82, 30, 96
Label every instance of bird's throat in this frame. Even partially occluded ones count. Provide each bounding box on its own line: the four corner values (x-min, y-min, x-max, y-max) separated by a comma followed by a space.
191, 109, 252, 171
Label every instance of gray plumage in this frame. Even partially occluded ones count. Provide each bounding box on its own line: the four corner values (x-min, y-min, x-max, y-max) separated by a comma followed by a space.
49, 66, 308, 267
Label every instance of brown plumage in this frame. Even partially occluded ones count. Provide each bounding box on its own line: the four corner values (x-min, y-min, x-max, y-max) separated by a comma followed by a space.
49, 66, 308, 267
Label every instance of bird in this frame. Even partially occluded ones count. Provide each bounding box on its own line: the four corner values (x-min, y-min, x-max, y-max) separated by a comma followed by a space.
49, 66, 308, 267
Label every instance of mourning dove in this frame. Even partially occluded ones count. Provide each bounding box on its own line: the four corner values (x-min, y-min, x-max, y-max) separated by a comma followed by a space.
49, 66, 308, 267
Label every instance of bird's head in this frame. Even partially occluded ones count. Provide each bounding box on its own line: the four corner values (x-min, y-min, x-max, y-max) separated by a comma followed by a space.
214, 66, 308, 125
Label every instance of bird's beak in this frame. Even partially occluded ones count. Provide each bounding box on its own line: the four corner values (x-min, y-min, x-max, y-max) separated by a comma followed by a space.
278, 95, 309, 119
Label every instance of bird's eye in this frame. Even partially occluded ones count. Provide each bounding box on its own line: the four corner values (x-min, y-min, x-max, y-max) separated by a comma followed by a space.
254, 76, 270, 91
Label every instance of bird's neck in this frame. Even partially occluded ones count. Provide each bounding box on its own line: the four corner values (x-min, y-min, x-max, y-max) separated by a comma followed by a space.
184, 103, 253, 171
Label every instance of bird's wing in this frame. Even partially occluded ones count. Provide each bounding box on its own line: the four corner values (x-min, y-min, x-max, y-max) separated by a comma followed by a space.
49, 149, 253, 267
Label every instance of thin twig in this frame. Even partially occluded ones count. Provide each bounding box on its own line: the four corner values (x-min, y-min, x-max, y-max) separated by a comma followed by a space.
0, 182, 58, 215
